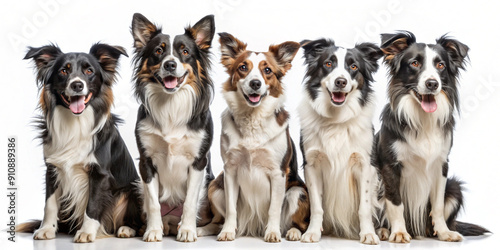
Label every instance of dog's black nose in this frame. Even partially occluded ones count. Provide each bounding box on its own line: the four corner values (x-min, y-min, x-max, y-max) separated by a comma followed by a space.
335, 77, 347, 89
425, 79, 439, 91
164, 60, 177, 72
250, 80, 261, 90
70, 81, 84, 93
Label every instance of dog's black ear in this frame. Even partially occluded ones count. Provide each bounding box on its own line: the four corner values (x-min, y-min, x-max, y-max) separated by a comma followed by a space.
269, 41, 301, 74
186, 15, 215, 50
90, 43, 127, 84
380, 31, 415, 62
219, 32, 247, 69
436, 35, 469, 72
300, 38, 334, 62
131, 13, 161, 51
355, 42, 383, 75
24, 44, 62, 86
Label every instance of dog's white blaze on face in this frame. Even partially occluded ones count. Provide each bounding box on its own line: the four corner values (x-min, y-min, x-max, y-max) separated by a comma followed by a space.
239, 53, 267, 97
320, 48, 358, 106
417, 46, 442, 94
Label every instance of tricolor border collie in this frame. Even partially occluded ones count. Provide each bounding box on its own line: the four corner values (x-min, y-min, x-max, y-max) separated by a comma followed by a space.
373, 31, 489, 243
298, 39, 383, 244
196, 32, 310, 242
18, 43, 142, 242
131, 13, 215, 242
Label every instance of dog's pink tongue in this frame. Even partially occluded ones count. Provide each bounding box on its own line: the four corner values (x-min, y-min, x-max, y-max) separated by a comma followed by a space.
249, 94, 261, 103
332, 92, 346, 103
421, 95, 437, 113
163, 76, 178, 89
69, 96, 85, 114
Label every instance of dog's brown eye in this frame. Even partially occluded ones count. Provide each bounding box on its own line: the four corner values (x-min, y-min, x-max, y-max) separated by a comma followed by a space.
85, 68, 93, 75
264, 67, 272, 75
411, 61, 420, 68
182, 49, 189, 56
436, 62, 445, 70
156, 48, 163, 55
239, 64, 247, 72
60, 69, 68, 75
350, 64, 358, 71
325, 61, 332, 68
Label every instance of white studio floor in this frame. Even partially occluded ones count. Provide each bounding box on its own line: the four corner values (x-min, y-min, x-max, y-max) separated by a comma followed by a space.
6, 232, 496, 250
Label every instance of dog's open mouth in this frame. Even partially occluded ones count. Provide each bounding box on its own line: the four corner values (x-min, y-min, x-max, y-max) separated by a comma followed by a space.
61, 92, 93, 114
413, 90, 437, 113
331, 91, 348, 105
163, 72, 187, 91
244, 93, 265, 106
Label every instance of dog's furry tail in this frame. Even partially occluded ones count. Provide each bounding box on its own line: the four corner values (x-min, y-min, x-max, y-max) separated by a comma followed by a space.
16, 220, 42, 232
455, 221, 490, 236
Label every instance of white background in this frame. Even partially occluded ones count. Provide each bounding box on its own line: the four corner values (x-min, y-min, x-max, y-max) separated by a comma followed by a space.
1, 0, 499, 249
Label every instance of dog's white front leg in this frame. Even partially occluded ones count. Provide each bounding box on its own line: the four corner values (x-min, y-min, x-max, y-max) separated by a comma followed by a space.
143, 174, 163, 242
431, 174, 463, 242
34, 188, 61, 240
264, 169, 286, 243
217, 165, 239, 241
177, 166, 204, 242
301, 159, 324, 243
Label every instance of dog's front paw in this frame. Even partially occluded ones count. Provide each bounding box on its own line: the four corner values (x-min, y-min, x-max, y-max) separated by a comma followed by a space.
389, 231, 411, 243
360, 232, 380, 245
301, 229, 321, 243
437, 230, 463, 242
74, 229, 97, 243
264, 228, 281, 243
177, 225, 197, 242
33, 227, 56, 240
217, 230, 236, 241
286, 227, 302, 241
143, 228, 163, 242
117, 226, 136, 238
376, 228, 390, 241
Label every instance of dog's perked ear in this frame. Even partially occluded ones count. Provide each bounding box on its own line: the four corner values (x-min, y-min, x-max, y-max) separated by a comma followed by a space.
219, 32, 247, 70
436, 35, 469, 74
354, 42, 383, 77
380, 31, 416, 62
24, 44, 63, 87
89, 43, 128, 84
300, 38, 333, 65
268, 41, 301, 73
131, 13, 161, 51
186, 15, 215, 50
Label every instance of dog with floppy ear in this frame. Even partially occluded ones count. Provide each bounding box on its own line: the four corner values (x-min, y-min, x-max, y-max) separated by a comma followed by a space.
196, 32, 310, 243
17, 43, 142, 243
373, 31, 489, 243
130, 13, 216, 242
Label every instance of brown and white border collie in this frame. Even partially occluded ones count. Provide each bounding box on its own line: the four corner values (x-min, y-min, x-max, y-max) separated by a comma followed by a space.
18, 43, 142, 242
196, 33, 310, 242
130, 13, 215, 242
298, 38, 383, 244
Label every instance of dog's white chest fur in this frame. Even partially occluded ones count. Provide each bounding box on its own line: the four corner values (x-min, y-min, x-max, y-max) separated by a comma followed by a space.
43, 106, 103, 225
221, 93, 288, 236
138, 85, 205, 205
392, 112, 452, 235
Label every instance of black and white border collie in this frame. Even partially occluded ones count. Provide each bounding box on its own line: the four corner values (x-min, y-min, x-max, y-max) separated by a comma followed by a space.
373, 31, 489, 243
131, 13, 215, 242
18, 44, 142, 242
196, 33, 310, 242
298, 39, 383, 244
